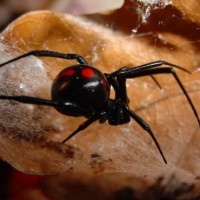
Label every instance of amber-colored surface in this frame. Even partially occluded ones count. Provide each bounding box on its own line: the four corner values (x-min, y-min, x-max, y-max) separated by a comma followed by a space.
173, 0, 200, 24
0, 0, 200, 199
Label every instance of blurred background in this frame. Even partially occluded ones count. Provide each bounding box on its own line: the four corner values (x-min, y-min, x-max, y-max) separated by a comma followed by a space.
0, 0, 123, 31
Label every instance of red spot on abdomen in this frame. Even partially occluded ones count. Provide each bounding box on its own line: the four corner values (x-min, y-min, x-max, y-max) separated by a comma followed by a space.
81, 68, 94, 78
59, 69, 76, 78
64, 69, 76, 76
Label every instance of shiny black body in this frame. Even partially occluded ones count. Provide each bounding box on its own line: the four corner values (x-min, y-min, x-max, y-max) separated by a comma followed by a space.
0, 50, 199, 164
51, 65, 110, 117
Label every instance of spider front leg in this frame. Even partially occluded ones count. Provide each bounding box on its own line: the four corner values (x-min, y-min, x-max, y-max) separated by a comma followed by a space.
111, 60, 190, 90
0, 50, 87, 69
105, 74, 129, 104
111, 60, 190, 76
105, 75, 131, 125
111, 63, 200, 126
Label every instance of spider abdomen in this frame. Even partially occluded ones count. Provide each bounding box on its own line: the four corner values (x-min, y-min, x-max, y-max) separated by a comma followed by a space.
51, 65, 110, 117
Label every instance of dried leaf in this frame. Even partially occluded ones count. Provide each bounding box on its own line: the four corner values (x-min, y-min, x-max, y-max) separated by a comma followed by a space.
0, 1, 200, 198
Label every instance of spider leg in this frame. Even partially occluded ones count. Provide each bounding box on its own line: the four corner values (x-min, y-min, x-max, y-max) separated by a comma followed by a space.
108, 66, 162, 89
111, 63, 200, 126
119, 101, 167, 164
0, 95, 90, 116
105, 74, 121, 100
150, 75, 162, 89
105, 76, 131, 124
124, 67, 200, 126
107, 74, 161, 105
105, 74, 129, 104
110, 60, 190, 77
0, 50, 87, 68
61, 113, 102, 144
117, 77, 130, 107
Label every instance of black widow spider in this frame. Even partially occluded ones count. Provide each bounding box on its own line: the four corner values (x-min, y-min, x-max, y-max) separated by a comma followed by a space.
0, 50, 199, 164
